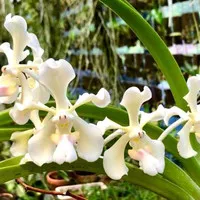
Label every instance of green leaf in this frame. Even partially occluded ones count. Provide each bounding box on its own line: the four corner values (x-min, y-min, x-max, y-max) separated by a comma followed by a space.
100, 0, 188, 110
0, 158, 195, 200
0, 108, 12, 126
0, 127, 31, 142
0, 156, 23, 168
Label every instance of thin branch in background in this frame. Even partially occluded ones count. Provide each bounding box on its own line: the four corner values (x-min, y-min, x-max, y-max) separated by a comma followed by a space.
0, 192, 14, 199
16, 178, 86, 200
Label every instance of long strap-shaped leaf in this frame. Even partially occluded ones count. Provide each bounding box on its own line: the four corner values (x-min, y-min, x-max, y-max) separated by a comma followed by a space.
0, 158, 196, 200
100, 0, 188, 110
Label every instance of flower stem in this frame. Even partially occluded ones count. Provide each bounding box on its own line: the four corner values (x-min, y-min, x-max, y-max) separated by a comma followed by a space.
158, 118, 186, 141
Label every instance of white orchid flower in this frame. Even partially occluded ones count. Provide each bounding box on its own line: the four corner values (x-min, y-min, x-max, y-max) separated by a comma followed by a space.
162, 75, 200, 158
0, 14, 50, 122
97, 86, 165, 180
26, 58, 111, 166
0, 14, 45, 105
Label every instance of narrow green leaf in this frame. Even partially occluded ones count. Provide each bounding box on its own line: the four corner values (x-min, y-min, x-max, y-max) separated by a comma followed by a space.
0, 156, 23, 168
100, 0, 188, 110
164, 159, 200, 199
0, 158, 195, 200
0, 108, 12, 126
0, 127, 31, 142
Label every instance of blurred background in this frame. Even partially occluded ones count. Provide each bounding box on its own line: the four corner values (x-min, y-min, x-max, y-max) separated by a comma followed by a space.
0, 0, 199, 199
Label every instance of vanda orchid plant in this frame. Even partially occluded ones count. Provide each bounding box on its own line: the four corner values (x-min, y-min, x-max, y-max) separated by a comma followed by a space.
1, 0, 200, 199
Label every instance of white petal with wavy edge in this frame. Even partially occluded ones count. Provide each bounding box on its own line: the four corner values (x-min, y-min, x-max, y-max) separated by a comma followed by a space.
28, 121, 56, 166
27, 33, 44, 63
10, 129, 33, 156
73, 116, 104, 162
184, 76, 200, 113
53, 135, 77, 164
9, 102, 31, 125
39, 59, 75, 110
97, 117, 123, 135
177, 121, 197, 158
128, 134, 165, 175
120, 86, 152, 127
129, 149, 162, 176
103, 134, 130, 180
73, 88, 110, 109
140, 105, 165, 128
164, 106, 188, 125
4, 14, 29, 64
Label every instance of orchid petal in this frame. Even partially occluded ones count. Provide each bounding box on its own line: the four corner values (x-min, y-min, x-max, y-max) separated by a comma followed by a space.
184, 76, 200, 113
39, 59, 75, 110
9, 72, 39, 125
73, 117, 104, 162
9, 102, 31, 125
177, 121, 197, 158
28, 121, 56, 166
31, 81, 50, 104
140, 105, 165, 127
164, 106, 188, 125
10, 129, 33, 156
129, 149, 162, 176
53, 135, 77, 164
103, 134, 130, 180
30, 110, 42, 130
128, 134, 165, 175
73, 88, 110, 109
0, 74, 19, 104
120, 86, 152, 127
4, 14, 29, 64
27, 33, 44, 63
97, 117, 123, 135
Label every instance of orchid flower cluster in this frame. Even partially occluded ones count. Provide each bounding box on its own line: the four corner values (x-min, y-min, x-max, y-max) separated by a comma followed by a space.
0, 14, 199, 181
